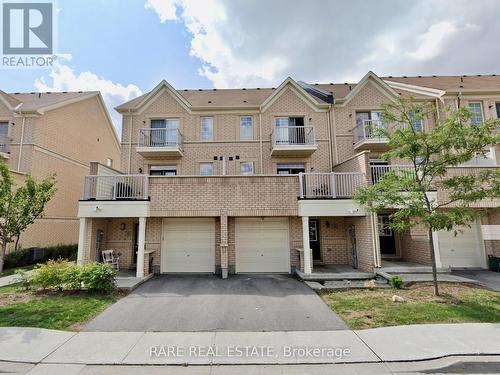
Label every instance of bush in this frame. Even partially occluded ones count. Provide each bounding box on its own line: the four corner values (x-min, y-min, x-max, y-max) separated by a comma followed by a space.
31, 259, 69, 290
4, 244, 77, 269
30, 260, 116, 293
390, 275, 404, 289
80, 263, 116, 293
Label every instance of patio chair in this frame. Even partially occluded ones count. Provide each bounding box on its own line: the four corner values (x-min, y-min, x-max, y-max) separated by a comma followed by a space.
102, 249, 120, 270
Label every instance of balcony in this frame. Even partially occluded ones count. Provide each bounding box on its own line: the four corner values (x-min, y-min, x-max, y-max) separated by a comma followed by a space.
79, 174, 150, 218
354, 119, 388, 151
271, 126, 317, 156
298, 172, 366, 199
0, 135, 9, 157
136, 128, 183, 158
370, 165, 415, 184
82, 174, 149, 201
298, 172, 367, 216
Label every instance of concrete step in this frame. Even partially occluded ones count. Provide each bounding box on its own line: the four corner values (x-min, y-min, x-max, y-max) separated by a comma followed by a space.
296, 269, 375, 281
378, 266, 451, 274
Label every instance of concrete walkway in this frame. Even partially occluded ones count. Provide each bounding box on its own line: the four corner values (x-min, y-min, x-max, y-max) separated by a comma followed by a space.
0, 270, 34, 287
0, 323, 498, 366
453, 270, 500, 291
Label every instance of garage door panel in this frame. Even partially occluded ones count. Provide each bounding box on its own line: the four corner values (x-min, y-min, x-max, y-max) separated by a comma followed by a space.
438, 222, 485, 269
162, 218, 215, 273
235, 218, 290, 273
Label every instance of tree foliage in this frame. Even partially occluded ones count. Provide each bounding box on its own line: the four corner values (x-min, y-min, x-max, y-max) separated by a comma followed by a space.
354, 97, 500, 294
0, 158, 57, 271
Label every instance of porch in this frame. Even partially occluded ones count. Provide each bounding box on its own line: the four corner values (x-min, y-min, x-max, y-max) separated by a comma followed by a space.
295, 264, 374, 281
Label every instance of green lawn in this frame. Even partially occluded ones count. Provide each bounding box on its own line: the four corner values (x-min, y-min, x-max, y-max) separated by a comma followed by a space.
0, 283, 118, 331
322, 283, 500, 330
0, 264, 36, 278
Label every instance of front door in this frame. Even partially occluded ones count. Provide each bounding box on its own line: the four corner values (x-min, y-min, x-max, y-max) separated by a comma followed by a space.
348, 225, 358, 269
309, 219, 321, 261
378, 215, 396, 255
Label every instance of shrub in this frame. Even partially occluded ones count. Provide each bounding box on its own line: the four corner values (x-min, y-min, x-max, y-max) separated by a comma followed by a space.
390, 275, 404, 289
64, 263, 83, 290
30, 260, 116, 293
31, 259, 70, 290
15, 268, 32, 291
4, 244, 77, 269
80, 263, 116, 293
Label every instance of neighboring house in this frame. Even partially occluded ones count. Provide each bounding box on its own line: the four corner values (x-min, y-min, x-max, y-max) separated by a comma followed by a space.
76, 72, 500, 278
0, 90, 121, 251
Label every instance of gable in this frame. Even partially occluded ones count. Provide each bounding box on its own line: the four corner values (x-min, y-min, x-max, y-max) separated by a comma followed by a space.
140, 87, 191, 115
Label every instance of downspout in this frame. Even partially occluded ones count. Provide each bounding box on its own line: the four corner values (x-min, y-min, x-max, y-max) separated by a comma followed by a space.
259, 112, 263, 174
17, 115, 26, 172
326, 106, 333, 170
127, 110, 133, 174
330, 104, 339, 166
435, 98, 440, 121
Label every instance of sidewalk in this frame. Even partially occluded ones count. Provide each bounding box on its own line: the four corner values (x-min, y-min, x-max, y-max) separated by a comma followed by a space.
0, 270, 34, 287
0, 323, 499, 366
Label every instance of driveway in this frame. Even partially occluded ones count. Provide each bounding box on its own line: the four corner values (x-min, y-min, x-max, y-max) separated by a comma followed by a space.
452, 270, 500, 291
84, 275, 347, 332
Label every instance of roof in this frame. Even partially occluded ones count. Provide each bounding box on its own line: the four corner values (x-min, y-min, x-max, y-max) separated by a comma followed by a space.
381, 75, 500, 92
0, 90, 22, 109
116, 74, 500, 110
5, 91, 99, 112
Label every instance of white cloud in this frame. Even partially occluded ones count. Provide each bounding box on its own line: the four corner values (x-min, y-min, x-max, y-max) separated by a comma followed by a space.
34, 64, 142, 135
145, 0, 178, 22
145, 0, 500, 87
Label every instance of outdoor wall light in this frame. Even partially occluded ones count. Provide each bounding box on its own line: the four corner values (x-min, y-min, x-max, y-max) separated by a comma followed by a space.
120, 222, 126, 231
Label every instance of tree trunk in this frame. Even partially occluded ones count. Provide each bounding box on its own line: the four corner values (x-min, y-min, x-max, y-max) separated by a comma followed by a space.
14, 236, 20, 252
428, 228, 439, 296
0, 242, 6, 273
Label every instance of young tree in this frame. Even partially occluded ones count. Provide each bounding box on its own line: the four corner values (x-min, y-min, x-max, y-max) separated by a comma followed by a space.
0, 158, 57, 271
354, 98, 500, 295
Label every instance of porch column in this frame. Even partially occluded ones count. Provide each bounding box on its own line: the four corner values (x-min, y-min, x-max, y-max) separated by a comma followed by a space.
302, 216, 312, 274
220, 213, 228, 279
136, 217, 146, 278
77, 218, 87, 265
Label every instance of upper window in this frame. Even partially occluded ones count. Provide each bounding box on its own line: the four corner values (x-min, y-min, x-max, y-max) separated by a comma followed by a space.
240, 116, 253, 140
240, 162, 254, 175
150, 119, 179, 145
0, 122, 8, 154
106, 158, 113, 167
200, 163, 214, 176
409, 111, 423, 132
468, 102, 483, 125
276, 163, 305, 175
200, 117, 214, 141
496, 103, 500, 119
150, 165, 177, 176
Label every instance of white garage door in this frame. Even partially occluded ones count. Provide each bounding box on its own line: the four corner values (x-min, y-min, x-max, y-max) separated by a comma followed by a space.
438, 221, 485, 269
161, 218, 215, 273
235, 218, 290, 273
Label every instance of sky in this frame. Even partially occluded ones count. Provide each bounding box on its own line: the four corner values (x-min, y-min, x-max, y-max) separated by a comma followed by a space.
2, 0, 500, 135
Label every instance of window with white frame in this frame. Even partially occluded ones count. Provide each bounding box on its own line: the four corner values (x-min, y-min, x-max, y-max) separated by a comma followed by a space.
240, 162, 254, 175
240, 116, 253, 140
150, 165, 177, 176
409, 111, 423, 132
0, 122, 8, 153
468, 102, 484, 125
106, 158, 113, 167
200, 163, 214, 176
200, 117, 213, 141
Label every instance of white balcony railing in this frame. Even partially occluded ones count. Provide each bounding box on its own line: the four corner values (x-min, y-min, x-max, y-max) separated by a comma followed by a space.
356, 119, 386, 143
82, 175, 149, 200
272, 126, 316, 147
138, 128, 183, 149
370, 165, 415, 184
0, 135, 9, 154
298, 172, 366, 199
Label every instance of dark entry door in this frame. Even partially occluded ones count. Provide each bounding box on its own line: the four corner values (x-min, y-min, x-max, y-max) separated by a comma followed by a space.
378, 215, 396, 255
309, 219, 321, 261
133, 222, 139, 264
348, 225, 358, 269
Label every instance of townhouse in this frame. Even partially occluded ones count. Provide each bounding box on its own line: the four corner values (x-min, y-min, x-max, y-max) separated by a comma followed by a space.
0, 90, 121, 250
76, 72, 500, 278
